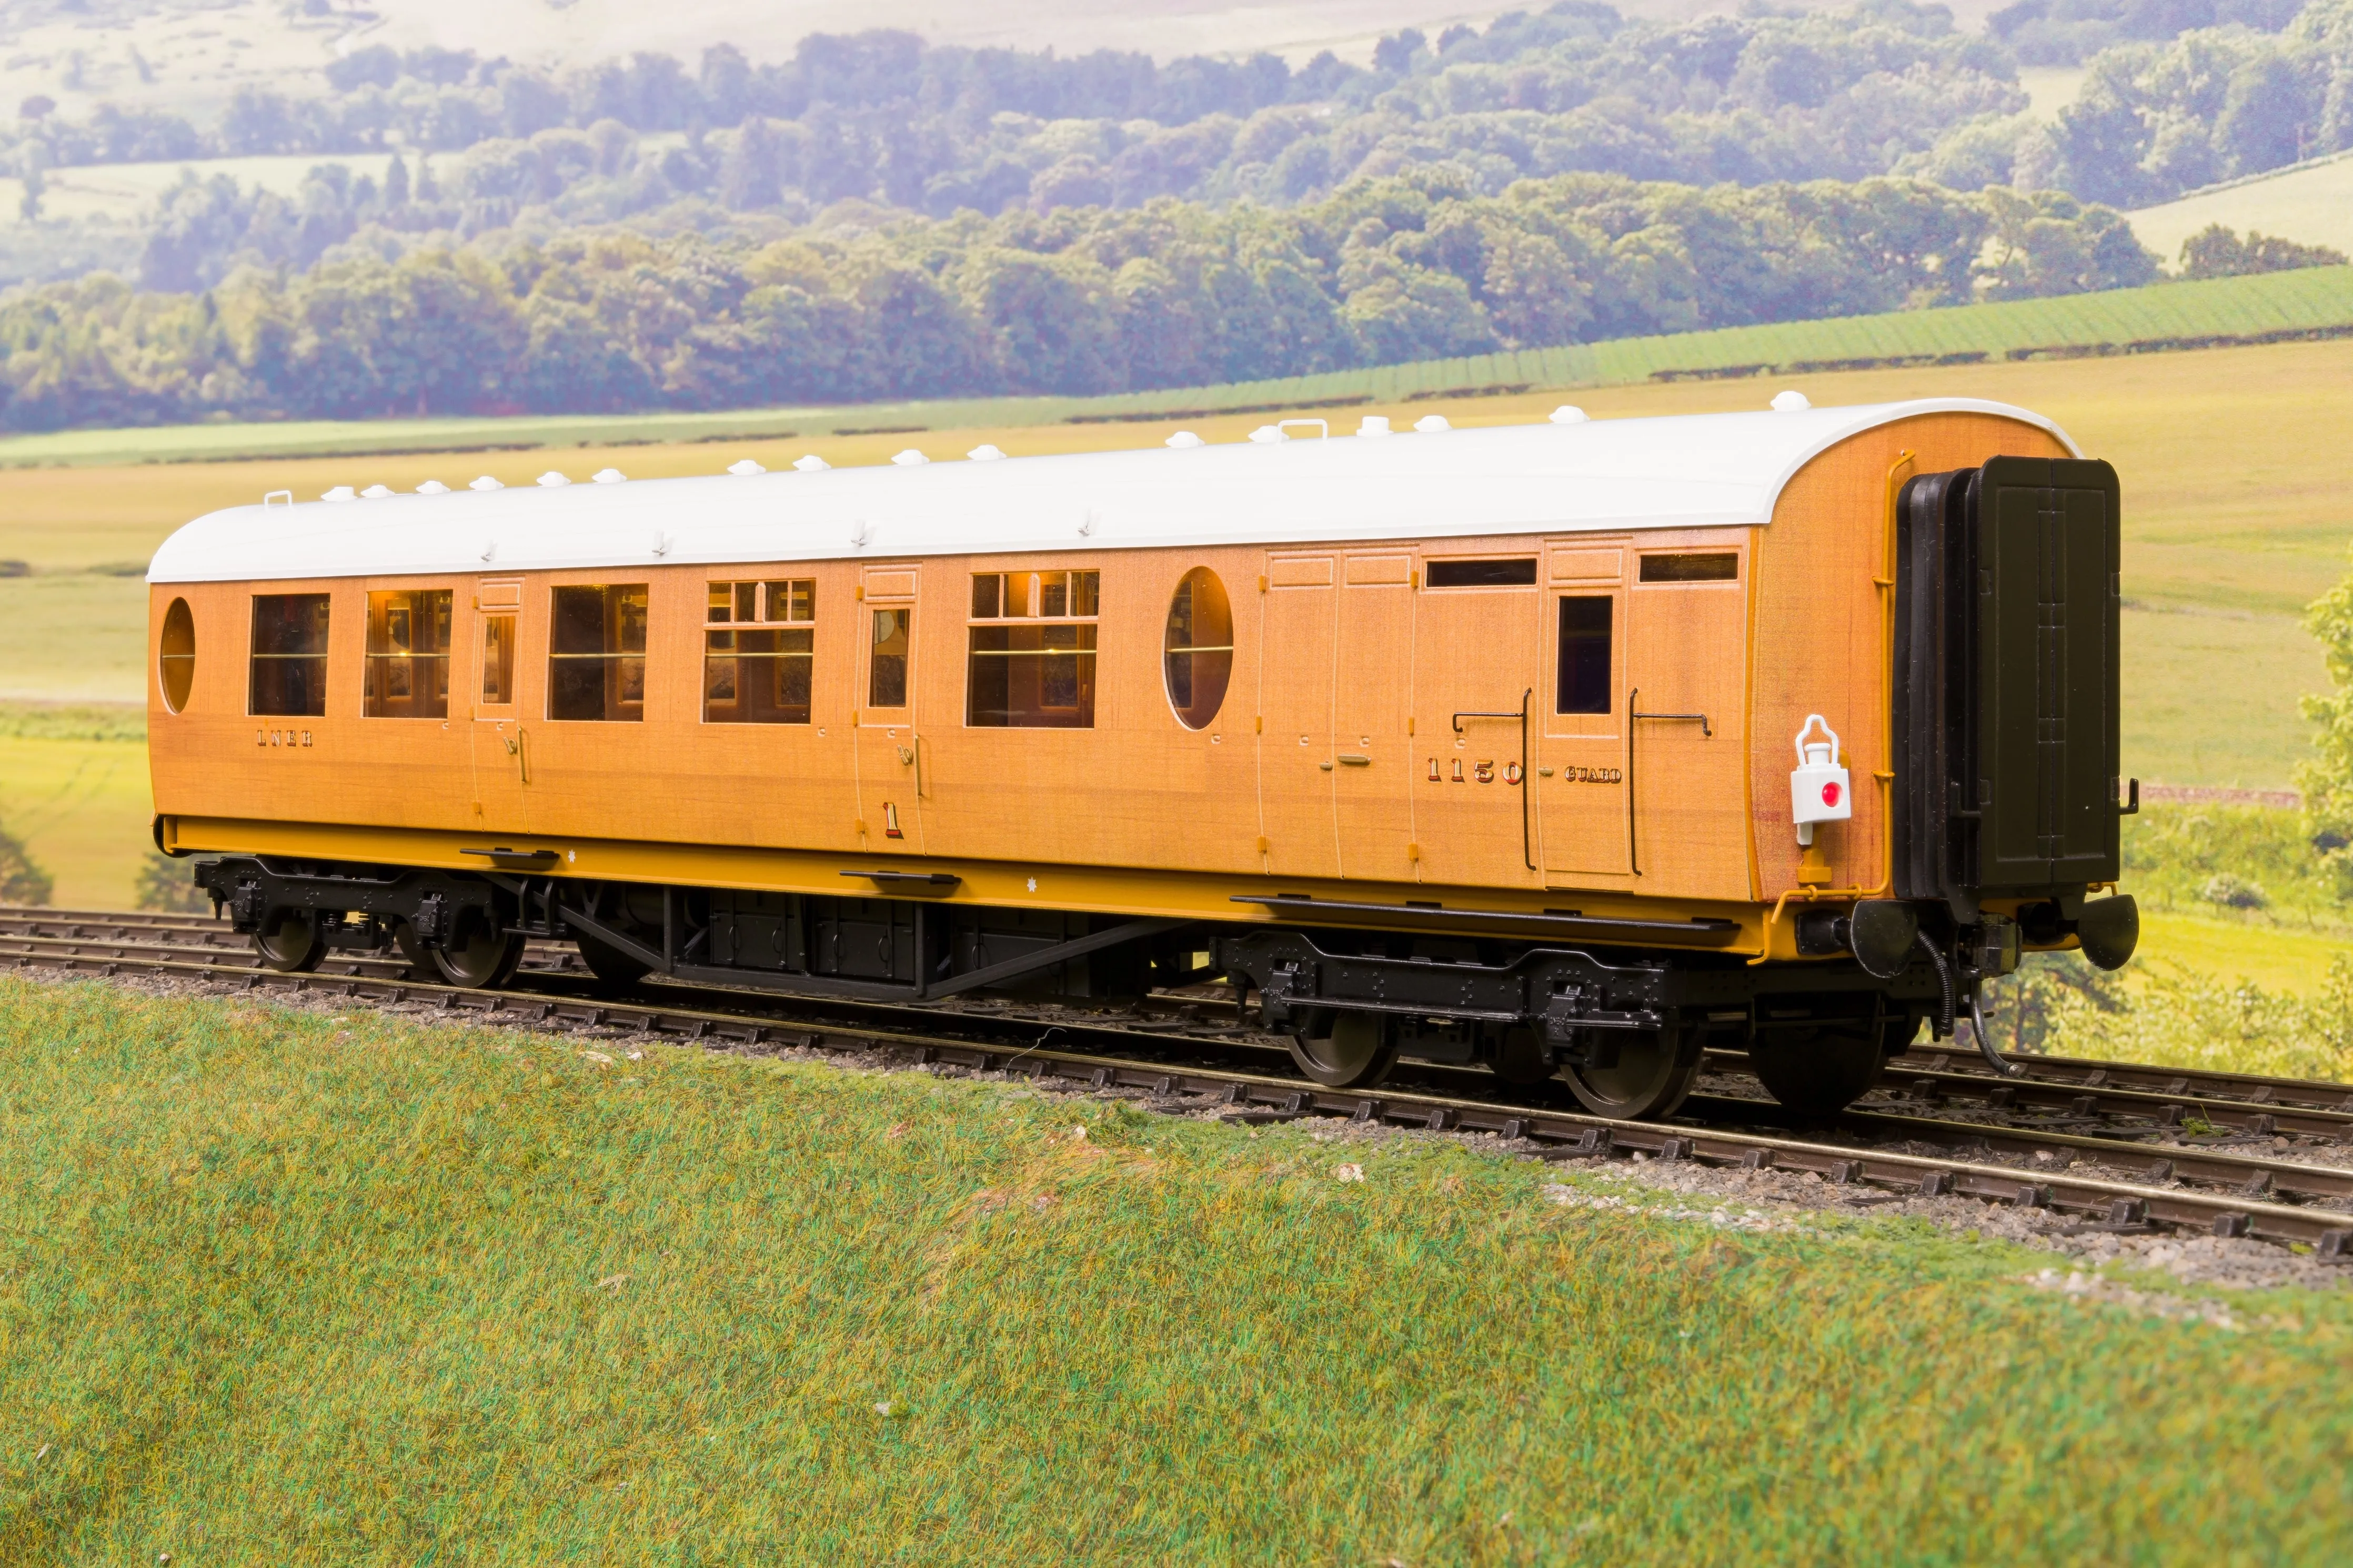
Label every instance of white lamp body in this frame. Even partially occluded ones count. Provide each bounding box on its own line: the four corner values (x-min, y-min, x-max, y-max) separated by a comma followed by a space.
1789, 714, 1852, 846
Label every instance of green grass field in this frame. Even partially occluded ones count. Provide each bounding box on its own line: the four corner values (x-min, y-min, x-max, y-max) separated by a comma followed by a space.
2128, 154, 2353, 269
1, 976, 2346, 1563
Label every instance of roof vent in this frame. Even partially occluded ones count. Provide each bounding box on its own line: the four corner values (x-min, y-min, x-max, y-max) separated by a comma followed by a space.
360, 484, 394, 499
1247, 425, 1286, 443
537, 471, 570, 487
1356, 416, 1392, 437
480, 540, 497, 562
322, 485, 356, 503
1771, 390, 1812, 413
469, 476, 504, 492
791, 455, 829, 472
891, 449, 929, 466
415, 480, 449, 495
966, 444, 1005, 462
1164, 431, 1204, 449
592, 468, 627, 484
1413, 415, 1451, 433
729, 459, 768, 477
1549, 406, 1588, 424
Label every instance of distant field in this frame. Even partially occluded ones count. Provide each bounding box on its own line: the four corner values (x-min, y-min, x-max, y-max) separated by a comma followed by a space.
5, 266, 2348, 469
2128, 155, 2353, 267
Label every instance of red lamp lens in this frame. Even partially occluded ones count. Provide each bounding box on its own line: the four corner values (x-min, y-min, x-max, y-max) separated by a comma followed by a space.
1821, 781, 1842, 807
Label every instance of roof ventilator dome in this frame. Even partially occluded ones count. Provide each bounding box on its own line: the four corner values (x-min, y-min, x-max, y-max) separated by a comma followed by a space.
966, 444, 1005, 461
791, 454, 829, 472
1550, 406, 1589, 424
537, 471, 570, 487
469, 476, 504, 491
322, 485, 356, 503
1247, 425, 1286, 443
592, 469, 627, 484
1413, 415, 1451, 433
891, 449, 929, 466
415, 480, 449, 495
728, 459, 767, 477
1356, 416, 1392, 437
360, 484, 394, 499
1772, 390, 1812, 412
1164, 431, 1204, 449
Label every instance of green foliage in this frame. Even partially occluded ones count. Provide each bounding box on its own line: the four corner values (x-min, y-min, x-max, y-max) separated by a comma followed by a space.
2121, 803, 2346, 926
1998, 952, 2353, 1080
0, 171, 2153, 431
2180, 222, 2349, 278
134, 851, 207, 914
2299, 546, 2353, 856
3, 977, 2351, 1561
0, 815, 52, 905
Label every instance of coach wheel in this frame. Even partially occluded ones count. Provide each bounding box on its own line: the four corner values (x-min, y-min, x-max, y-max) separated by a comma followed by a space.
1558, 1021, 1703, 1121
1489, 1024, 1554, 1087
1747, 1014, 1912, 1117
392, 920, 429, 977
571, 927, 652, 988
252, 908, 324, 974
430, 919, 526, 990
1287, 1008, 1398, 1089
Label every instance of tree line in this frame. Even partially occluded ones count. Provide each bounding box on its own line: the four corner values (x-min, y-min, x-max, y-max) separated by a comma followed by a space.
0, 170, 2165, 432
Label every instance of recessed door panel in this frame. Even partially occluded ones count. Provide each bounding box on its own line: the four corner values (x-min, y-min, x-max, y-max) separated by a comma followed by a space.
1626, 548, 1749, 899
1540, 586, 1630, 879
1258, 554, 1338, 877
1334, 554, 1415, 879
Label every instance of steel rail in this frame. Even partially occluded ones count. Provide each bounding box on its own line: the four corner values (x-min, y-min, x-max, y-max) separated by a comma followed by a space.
8, 939, 2352, 1256
1886, 1041, 2353, 1113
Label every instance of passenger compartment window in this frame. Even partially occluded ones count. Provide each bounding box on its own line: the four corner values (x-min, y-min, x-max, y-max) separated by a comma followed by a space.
1638, 552, 1738, 583
548, 584, 648, 722
1556, 596, 1613, 715
1427, 558, 1537, 587
249, 593, 331, 717
706, 578, 816, 724
364, 589, 452, 719
967, 569, 1098, 729
1162, 568, 1232, 730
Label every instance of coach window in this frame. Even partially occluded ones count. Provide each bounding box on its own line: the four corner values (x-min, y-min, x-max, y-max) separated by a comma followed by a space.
364, 589, 453, 719
548, 584, 648, 722
967, 568, 1098, 728
158, 598, 195, 714
1426, 557, 1538, 587
1557, 597, 1612, 715
707, 578, 816, 724
1162, 568, 1232, 730
250, 593, 331, 717
1638, 552, 1738, 583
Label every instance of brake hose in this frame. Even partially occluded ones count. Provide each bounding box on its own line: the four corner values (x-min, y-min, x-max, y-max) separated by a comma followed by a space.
1968, 986, 2025, 1078
1915, 929, 1954, 1039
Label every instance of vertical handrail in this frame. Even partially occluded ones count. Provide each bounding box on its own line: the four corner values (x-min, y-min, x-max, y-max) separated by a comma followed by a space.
1627, 686, 1639, 876
1519, 687, 1533, 870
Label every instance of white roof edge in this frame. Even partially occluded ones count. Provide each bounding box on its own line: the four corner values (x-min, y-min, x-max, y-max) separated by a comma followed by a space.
145, 398, 2084, 585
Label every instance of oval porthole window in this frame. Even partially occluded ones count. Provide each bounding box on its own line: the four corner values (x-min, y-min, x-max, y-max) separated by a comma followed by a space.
1163, 568, 1233, 730
158, 597, 196, 714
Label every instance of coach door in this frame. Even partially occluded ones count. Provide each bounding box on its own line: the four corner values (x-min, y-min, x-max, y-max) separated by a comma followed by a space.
468, 577, 531, 833
854, 565, 926, 853
1537, 545, 1630, 883
1411, 553, 1544, 888
1332, 551, 1416, 880
1256, 553, 1339, 876
1625, 542, 1751, 899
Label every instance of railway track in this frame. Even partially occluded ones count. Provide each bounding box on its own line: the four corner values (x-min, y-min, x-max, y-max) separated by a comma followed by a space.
6, 905, 2351, 1257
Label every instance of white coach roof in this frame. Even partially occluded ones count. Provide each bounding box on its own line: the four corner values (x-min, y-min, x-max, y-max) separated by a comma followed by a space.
147, 398, 2078, 584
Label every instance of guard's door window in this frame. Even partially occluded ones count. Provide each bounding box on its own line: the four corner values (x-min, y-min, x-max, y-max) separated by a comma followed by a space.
1557, 597, 1613, 715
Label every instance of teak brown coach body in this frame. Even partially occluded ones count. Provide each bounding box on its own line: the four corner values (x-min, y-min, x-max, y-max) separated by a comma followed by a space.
147, 398, 2140, 1117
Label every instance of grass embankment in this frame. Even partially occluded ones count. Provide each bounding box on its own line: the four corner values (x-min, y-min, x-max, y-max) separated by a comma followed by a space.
2, 977, 2348, 1562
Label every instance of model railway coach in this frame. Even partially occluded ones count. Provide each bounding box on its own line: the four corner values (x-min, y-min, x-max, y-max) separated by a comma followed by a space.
146, 396, 2139, 1119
